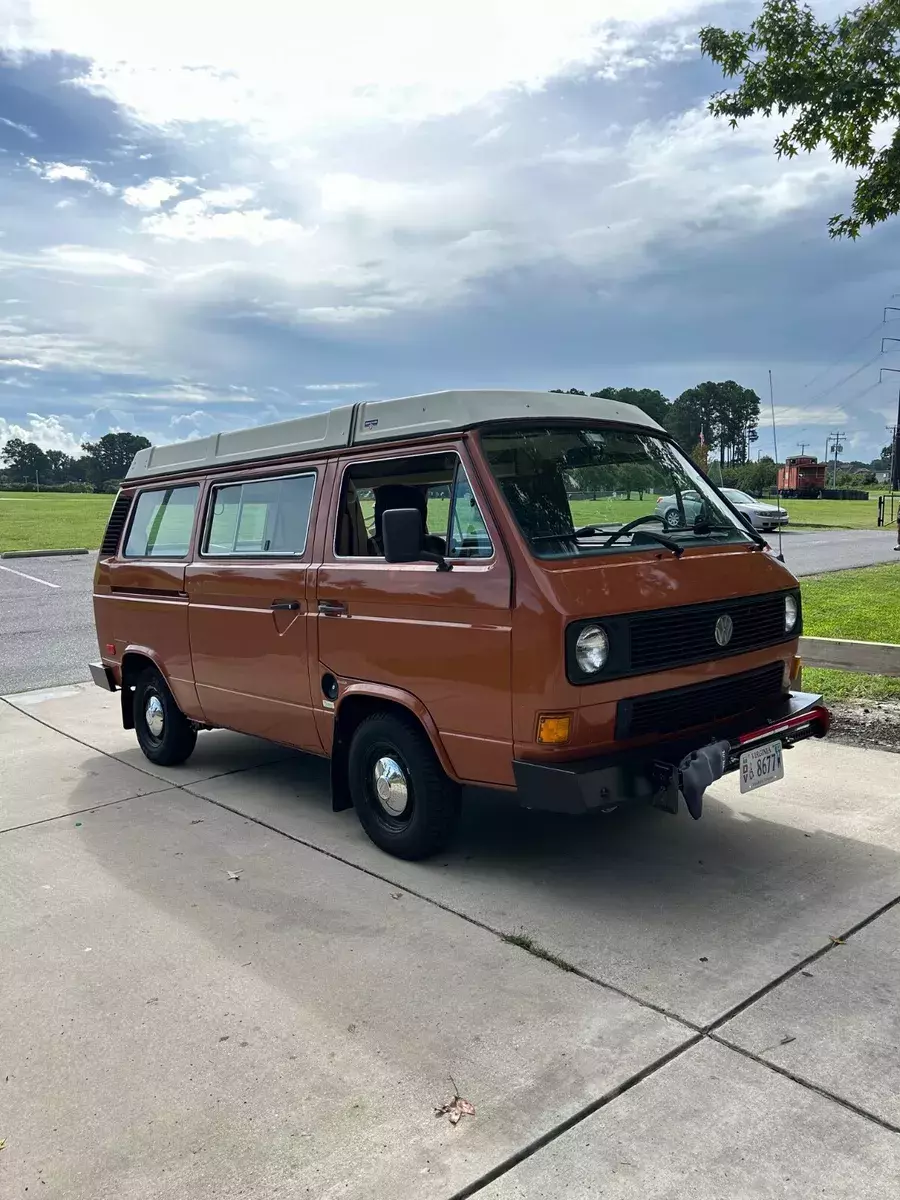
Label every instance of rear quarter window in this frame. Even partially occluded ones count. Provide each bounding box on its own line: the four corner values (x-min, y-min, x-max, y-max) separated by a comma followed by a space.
124, 485, 200, 558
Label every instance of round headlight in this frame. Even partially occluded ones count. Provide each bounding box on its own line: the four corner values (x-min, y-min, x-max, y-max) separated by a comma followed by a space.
784, 594, 798, 633
575, 625, 609, 674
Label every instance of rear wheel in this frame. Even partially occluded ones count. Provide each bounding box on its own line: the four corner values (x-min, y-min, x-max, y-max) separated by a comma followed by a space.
133, 667, 197, 766
663, 507, 684, 530
348, 712, 460, 860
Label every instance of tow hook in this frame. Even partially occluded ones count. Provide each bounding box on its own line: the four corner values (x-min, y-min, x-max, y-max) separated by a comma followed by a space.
678, 740, 730, 820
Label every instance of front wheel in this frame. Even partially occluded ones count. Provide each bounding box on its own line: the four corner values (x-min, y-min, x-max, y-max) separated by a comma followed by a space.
133, 667, 197, 766
347, 712, 461, 860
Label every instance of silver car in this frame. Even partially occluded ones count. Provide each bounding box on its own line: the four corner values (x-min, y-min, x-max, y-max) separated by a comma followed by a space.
655, 487, 789, 532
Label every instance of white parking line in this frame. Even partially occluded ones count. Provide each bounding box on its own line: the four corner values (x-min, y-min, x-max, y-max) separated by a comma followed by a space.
0, 564, 61, 588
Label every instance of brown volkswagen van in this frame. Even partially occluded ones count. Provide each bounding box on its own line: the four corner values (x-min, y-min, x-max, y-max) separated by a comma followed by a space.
91, 390, 829, 859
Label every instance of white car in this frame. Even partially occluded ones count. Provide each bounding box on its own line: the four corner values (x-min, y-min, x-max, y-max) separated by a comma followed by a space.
721, 489, 790, 532
655, 488, 789, 532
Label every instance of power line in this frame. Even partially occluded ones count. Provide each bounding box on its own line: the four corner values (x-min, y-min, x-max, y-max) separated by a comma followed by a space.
803, 349, 886, 407
800, 315, 897, 393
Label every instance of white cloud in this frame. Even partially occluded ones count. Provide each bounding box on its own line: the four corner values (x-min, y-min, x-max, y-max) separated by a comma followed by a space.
298, 305, 393, 324
0, 413, 84, 455
143, 202, 300, 243
42, 246, 153, 275
0, 115, 38, 138
774, 405, 848, 426
9, 2, 731, 136
0, 245, 154, 277
200, 185, 256, 209
304, 381, 375, 390
122, 176, 182, 209
0, 317, 143, 373
29, 159, 117, 195
139, 186, 292, 244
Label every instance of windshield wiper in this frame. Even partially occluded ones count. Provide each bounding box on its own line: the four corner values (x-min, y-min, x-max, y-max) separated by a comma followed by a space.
530, 525, 614, 542
571, 524, 612, 538
603, 527, 683, 557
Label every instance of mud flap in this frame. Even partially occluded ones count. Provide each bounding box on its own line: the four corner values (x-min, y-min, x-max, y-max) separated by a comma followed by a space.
678, 740, 729, 821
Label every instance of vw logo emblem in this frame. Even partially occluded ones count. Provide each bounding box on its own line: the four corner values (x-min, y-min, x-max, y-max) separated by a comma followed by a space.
714, 614, 734, 647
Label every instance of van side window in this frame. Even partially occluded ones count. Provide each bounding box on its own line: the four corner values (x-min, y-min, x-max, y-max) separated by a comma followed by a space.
124, 485, 199, 558
203, 473, 315, 556
336, 453, 457, 558
448, 468, 493, 559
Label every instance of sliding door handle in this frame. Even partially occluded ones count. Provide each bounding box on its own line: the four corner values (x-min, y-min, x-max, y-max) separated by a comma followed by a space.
271, 599, 300, 611
317, 600, 347, 617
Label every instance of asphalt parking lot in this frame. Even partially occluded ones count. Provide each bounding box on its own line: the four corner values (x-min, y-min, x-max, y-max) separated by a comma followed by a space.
1, 529, 898, 695
1, 683, 898, 1198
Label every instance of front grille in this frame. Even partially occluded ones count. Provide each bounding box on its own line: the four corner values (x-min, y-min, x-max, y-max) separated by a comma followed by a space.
99, 492, 133, 556
628, 592, 788, 674
616, 662, 785, 740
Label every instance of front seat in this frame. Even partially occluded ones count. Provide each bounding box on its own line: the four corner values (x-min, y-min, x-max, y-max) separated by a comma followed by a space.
372, 484, 446, 556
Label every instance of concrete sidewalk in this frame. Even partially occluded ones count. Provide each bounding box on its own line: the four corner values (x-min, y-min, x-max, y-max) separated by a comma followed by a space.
1, 684, 898, 1198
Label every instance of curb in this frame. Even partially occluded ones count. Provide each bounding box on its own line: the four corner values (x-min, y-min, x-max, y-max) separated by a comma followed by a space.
1, 548, 90, 559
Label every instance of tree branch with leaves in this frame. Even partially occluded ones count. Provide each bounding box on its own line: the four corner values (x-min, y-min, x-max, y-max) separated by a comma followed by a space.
701, 0, 900, 238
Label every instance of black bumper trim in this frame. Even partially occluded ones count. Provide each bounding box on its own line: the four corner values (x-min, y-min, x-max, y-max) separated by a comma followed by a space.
89, 662, 117, 692
513, 691, 828, 816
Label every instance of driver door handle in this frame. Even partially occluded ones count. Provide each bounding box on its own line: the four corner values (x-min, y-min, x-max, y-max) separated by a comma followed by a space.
318, 600, 347, 617
271, 599, 300, 611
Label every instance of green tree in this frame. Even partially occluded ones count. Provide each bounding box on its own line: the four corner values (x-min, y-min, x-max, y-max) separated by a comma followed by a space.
1, 437, 50, 483
701, 1, 900, 239
551, 386, 671, 426
691, 440, 711, 474
81, 432, 151, 484
590, 387, 670, 427
43, 450, 75, 484
668, 380, 761, 466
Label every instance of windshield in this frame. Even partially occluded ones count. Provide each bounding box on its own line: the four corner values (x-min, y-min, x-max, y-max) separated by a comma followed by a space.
723, 489, 756, 505
481, 425, 755, 558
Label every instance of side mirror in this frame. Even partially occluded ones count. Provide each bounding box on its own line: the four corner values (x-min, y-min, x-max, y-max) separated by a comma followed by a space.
382, 508, 425, 563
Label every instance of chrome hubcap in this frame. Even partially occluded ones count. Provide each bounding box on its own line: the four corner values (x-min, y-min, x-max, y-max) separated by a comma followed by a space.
145, 694, 165, 738
373, 756, 409, 816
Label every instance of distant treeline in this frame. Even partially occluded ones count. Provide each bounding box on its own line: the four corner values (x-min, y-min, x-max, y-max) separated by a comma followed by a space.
0, 432, 150, 493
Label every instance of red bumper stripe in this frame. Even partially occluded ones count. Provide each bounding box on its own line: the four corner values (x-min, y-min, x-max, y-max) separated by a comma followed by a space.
738, 705, 831, 746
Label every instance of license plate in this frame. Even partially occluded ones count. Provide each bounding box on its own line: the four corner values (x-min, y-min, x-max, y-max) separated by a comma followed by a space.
739, 741, 784, 793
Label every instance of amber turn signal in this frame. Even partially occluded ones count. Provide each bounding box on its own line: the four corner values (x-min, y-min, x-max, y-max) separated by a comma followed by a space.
537, 714, 571, 745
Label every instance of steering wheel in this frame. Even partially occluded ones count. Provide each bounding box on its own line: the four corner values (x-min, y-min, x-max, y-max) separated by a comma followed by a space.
602, 513, 667, 548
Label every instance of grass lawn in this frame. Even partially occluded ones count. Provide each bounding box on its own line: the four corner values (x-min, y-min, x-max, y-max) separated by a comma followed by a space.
0, 492, 114, 552
801, 563, 900, 701
2, 486, 891, 554
779, 497, 885, 530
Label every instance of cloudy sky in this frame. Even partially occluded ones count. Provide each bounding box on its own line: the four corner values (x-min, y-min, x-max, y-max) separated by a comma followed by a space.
0, 0, 897, 463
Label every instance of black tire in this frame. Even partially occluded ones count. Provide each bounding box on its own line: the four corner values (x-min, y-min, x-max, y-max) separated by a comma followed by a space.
133, 667, 197, 766
347, 712, 461, 860
663, 507, 684, 530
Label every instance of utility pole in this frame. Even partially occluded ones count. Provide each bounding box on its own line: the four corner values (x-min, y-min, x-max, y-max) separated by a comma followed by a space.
796, 441, 808, 456
828, 431, 847, 488
878, 369, 900, 491
887, 425, 898, 493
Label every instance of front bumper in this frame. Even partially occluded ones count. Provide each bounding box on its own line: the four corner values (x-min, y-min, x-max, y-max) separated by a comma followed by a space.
513, 690, 829, 818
